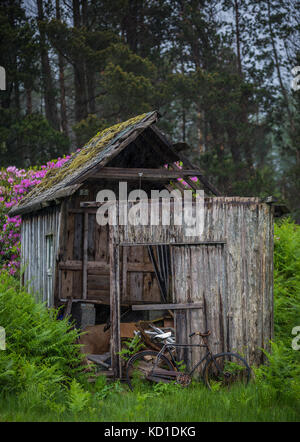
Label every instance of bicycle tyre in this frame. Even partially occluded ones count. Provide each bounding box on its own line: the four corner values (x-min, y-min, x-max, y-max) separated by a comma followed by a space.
126, 350, 175, 391
202, 352, 251, 389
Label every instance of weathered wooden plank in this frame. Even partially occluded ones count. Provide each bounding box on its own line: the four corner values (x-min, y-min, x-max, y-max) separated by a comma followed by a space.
132, 303, 203, 311
109, 227, 121, 378
59, 260, 155, 272
121, 246, 128, 301
59, 260, 109, 270
73, 213, 83, 260
87, 212, 95, 260
96, 224, 109, 262
87, 289, 110, 298
53, 202, 65, 305
142, 272, 161, 303
62, 209, 75, 299
89, 167, 208, 180
119, 241, 226, 246
128, 272, 144, 302
88, 274, 110, 288
82, 212, 88, 299
175, 309, 189, 367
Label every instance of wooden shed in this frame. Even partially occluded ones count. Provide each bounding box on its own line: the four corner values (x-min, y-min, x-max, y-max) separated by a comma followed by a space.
9, 110, 276, 377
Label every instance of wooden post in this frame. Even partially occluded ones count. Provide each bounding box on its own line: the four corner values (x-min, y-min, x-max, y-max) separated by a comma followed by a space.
122, 246, 128, 301
82, 211, 88, 299
54, 201, 66, 306
109, 226, 121, 378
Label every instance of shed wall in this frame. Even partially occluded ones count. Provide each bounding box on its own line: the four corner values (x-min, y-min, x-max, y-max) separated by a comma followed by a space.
112, 197, 274, 366
21, 206, 61, 304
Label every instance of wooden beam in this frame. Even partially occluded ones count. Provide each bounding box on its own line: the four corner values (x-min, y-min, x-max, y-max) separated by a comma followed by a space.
80, 201, 113, 208
62, 297, 73, 318
58, 260, 155, 272
54, 200, 67, 305
132, 303, 203, 311
59, 298, 133, 307
82, 212, 88, 299
110, 233, 121, 378
119, 241, 226, 247
59, 260, 109, 271
88, 167, 206, 181
122, 246, 128, 301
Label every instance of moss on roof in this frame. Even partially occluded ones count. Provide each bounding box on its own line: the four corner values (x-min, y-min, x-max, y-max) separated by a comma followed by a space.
21, 112, 148, 204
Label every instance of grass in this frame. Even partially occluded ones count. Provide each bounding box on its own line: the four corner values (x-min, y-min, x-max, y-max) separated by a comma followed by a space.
0, 380, 299, 422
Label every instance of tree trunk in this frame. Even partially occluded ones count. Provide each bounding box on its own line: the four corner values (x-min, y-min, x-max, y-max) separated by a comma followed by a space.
56, 0, 68, 136
266, 0, 292, 121
234, 0, 242, 77
182, 106, 186, 143
72, 0, 88, 127
14, 81, 20, 117
86, 69, 96, 114
26, 88, 32, 115
122, 0, 139, 53
234, 0, 253, 171
36, 0, 59, 131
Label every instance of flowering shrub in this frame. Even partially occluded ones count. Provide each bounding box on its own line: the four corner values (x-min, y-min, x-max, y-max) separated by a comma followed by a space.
0, 157, 71, 275
165, 161, 199, 188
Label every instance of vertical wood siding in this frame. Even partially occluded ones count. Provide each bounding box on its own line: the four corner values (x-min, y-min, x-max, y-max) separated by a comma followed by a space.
21, 206, 61, 304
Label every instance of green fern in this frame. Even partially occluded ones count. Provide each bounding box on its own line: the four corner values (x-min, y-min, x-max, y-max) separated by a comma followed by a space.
0, 272, 87, 395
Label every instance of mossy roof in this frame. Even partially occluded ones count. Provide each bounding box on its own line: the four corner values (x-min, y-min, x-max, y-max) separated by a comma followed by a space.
10, 110, 159, 216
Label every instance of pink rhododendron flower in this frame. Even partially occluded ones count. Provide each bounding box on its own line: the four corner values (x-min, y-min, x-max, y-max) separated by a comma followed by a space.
0, 155, 73, 275
6, 166, 17, 173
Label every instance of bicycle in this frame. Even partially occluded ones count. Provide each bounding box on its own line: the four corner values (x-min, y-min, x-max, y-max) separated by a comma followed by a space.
126, 330, 251, 391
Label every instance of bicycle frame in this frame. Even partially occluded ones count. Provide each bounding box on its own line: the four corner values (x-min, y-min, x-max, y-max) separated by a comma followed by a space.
153, 338, 221, 377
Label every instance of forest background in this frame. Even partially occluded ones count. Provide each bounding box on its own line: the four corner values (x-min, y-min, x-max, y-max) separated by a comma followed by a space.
0, 0, 299, 218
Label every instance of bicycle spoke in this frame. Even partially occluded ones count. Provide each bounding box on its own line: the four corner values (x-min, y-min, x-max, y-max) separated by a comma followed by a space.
126, 350, 175, 391
203, 352, 251, 389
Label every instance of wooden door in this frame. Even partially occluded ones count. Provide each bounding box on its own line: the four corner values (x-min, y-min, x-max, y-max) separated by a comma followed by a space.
171, 243, 227, 374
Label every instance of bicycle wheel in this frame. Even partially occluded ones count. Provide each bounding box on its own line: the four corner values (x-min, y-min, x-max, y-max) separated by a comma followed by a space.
203, 352, 251, 389
126, 350, 175, 391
